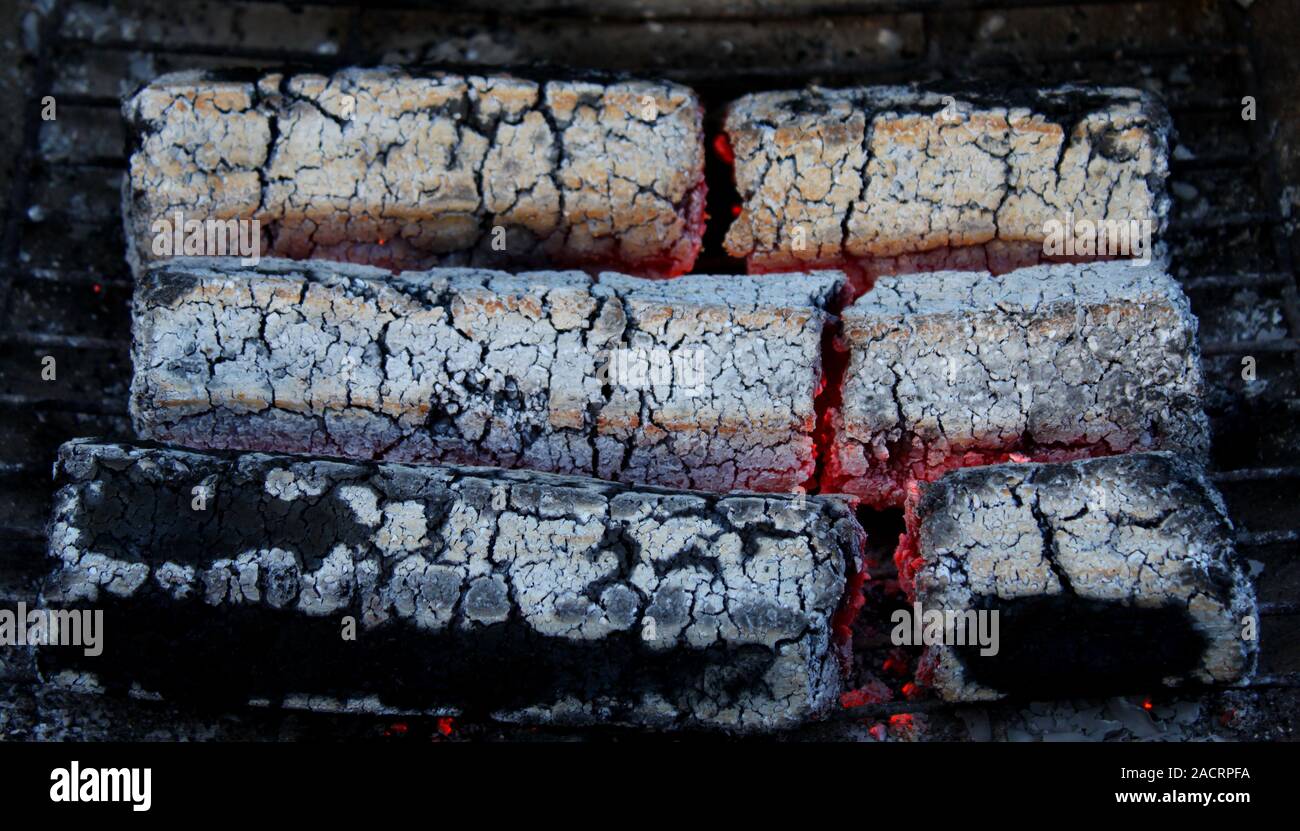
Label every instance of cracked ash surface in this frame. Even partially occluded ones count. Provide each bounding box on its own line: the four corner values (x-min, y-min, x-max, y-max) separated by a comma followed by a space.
123, 67, 706, 277
826, 261, 1210, 508
905, 452, 1256, 703
40, 440, 863, 732
130, 257, 842, 493
723, 84, 1171, 275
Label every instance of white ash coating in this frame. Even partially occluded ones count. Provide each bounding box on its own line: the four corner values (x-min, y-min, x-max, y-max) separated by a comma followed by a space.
123, 67, 706, 276
827, 261, 1209, 507
910, 452, 1256, 702
130, 257, 842, 493
723, 84, 1171, 271
41, 440, 863, 732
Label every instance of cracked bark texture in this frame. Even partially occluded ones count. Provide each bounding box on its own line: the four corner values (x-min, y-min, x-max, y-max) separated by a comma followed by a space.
722, 84, 1171, 278
901, 453, 1256, 702
123, 67, 706, 277
40, 440, 864, 732
130, 257, 842, 493
825, 261, 1209, 508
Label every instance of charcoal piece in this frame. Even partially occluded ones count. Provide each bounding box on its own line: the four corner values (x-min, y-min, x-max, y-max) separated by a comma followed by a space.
723, 84, 1171, 282
825, 261, 1209, 508
130, 258, 842, 493
124, 68, 706, 277
40, 440, 865, 732
898, 452, 1256, 702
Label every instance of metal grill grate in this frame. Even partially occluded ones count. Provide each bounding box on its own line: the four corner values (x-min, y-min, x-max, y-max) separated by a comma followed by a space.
2, 0, 1297, 736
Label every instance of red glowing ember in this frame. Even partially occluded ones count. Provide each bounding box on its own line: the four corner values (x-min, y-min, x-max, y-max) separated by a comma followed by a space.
840, 680, 892, 709
888, 713, 920, 740
383, 721, 409, 737
882, 653, 910, 678
830, 563, 867, 644
712, 133, 734, 165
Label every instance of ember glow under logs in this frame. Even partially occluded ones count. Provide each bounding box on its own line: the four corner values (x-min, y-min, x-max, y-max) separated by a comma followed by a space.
40, 440, 864, 732
123, 68, 707, 277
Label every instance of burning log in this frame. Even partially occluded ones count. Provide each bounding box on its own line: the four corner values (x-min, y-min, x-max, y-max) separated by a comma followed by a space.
130, 258, 842, 493
39, 440, 864, 732
722, 84, 1170, 289
896, 452, 1257, 702
823, 261, 1210, 508
123, 68, 707, 277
